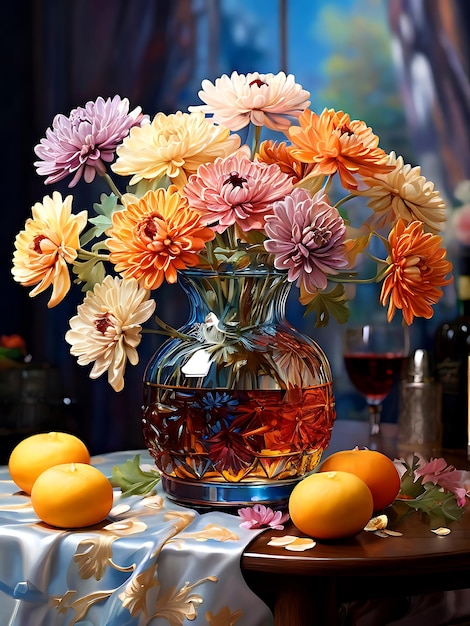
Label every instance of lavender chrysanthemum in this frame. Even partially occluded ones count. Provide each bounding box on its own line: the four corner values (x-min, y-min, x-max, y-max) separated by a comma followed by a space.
264, 188, 348, 292
34, 95, 146, 187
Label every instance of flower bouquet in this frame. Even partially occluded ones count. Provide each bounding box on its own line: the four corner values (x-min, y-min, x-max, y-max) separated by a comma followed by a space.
12, 71, 452, 394
11, 72, 455, 506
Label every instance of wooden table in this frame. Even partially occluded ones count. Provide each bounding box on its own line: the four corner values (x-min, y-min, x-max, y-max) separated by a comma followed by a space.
241, 420, 470, 625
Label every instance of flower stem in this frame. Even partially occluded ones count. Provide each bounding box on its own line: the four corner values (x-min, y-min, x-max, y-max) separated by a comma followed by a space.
334, 193, 356, 209
77, 248, 110, 262
103, 172, 123, 200
251, 125, 262, 157
146, 315, 192, 340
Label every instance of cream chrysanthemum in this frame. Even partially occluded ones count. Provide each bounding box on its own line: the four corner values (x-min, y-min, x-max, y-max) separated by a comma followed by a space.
65, 275, 156, 392
11, 191, 87, 308
189, 71, 310, 131
111, 111, 240, 190
359, 152, 446, 233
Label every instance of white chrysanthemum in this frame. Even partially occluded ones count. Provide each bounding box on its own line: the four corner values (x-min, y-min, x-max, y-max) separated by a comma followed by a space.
65, 276, 156, 392
189, 71, 311, 132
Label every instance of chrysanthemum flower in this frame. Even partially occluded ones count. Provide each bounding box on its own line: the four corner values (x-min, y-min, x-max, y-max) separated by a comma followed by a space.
263, 187, 348, 292
111, 111, 240, 190
357, 152, 446, 233
106, 186, 215, 290
380, 219, 453, 325
189, 71, 311, 132
288, 108, 393, 190
183, 154, 293, 232
238, 504, 289, 530
257, 140, 317, 184
65, 276, 156, 392
34, 96, 145, 187
11, 191, 88, 308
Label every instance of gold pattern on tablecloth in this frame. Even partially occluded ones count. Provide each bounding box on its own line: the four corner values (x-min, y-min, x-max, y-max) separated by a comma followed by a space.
74, 535, 134, 580
175, 522, 239, 542
206, 606, 243, 625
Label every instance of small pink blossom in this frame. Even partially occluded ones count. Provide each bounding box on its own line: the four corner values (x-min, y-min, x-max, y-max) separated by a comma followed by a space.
34, 95, 146, 187
184, 154, 293, 232
416, 458, 469, 507
238, 504, 289, 530
264, 187, 348, 292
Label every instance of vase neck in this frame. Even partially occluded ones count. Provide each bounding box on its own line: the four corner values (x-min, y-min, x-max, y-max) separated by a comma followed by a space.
179, 269, 291, 328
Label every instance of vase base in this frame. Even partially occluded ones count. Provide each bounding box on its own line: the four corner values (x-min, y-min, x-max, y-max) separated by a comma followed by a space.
161, 474, 300, 509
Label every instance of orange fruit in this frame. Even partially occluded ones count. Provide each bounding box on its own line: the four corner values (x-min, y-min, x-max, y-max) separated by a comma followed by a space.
288, 470, 373, 539
31, 462, 114, 528
8, 432, 90, 494
319, 449, 401, 511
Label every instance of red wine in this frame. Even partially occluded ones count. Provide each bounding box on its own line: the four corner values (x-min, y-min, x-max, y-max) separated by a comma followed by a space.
344, 353, 405, 402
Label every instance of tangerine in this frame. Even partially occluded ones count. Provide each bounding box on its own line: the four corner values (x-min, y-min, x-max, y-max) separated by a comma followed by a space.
31, 462, 114, 528
8, 432, 90, 494
319, 448, 400, 511
288, 470, 373, 539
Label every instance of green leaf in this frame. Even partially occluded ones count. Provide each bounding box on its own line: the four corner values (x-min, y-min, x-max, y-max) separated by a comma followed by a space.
90, 193, 121, 236
111, 454, 161, 497
302, 283, 350, 327
396, 485, 465, 524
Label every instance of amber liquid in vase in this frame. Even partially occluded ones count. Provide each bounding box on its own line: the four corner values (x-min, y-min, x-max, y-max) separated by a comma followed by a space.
143, 382, 335, 483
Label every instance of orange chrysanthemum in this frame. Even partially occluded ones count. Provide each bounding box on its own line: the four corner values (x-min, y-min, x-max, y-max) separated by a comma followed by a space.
380, 220, 453, 325
106, 186, 215, 290
287, 108, 393, 190
257, 140, 316, 184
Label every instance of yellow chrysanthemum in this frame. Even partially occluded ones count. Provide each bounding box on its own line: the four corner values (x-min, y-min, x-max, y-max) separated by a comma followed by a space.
11, 191, 87, 308
380, 220, 453, 325
358, 152, 446, 234
106, 186, 215, 290
65, 275, 156, 392
111, 110, 241, 190
288, 108, 393, 190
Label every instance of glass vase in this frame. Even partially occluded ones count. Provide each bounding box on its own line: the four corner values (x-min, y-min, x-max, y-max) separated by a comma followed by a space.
142, 265, 336, 508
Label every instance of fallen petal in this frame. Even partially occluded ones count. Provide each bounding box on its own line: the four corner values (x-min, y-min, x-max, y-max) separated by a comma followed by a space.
364, 514, 388, 531
267, 535, 298, 546
285, 538, 316, 551
431, 527, 451, 536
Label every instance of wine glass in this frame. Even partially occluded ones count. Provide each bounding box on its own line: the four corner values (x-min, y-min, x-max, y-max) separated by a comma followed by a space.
343, 323, 409, 437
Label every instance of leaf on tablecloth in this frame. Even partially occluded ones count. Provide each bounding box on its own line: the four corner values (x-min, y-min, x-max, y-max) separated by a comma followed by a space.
111, 455, 160, 497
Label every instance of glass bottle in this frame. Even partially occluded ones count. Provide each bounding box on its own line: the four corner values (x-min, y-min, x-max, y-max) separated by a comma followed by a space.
398, 349, 442, 456
434, 256, 470, 451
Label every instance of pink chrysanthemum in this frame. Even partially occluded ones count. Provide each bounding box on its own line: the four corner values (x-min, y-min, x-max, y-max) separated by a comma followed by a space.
189, 71, 310, 132
34, 95, 146, 187
238, 504, 289, 530
183, 154, 293, 232
264, 188, 348, 292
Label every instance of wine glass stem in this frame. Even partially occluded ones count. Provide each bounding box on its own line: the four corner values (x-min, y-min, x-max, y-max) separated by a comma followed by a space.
368, 403, 382, 436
